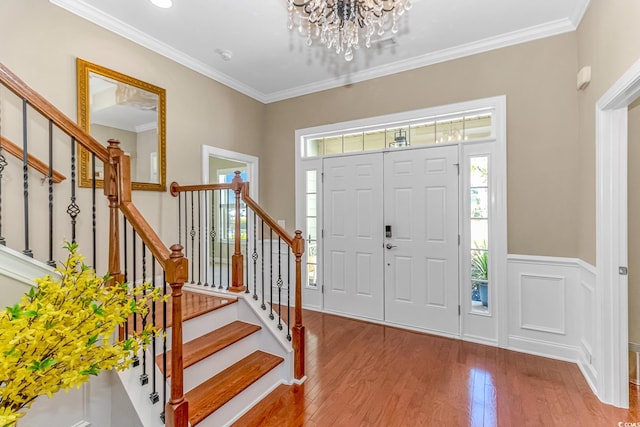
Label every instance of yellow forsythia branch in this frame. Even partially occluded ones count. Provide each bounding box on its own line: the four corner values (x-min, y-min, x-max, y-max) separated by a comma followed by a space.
0, 242, 164, 426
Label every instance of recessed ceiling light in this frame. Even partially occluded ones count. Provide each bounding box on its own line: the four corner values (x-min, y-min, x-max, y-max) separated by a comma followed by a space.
149, 0, 172, 8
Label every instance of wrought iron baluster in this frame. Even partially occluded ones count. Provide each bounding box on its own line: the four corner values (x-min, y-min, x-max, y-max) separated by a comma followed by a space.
245, 202, 249, 294
132, 227, 139, 367
178, 192, 182, 247
149, 258, 159, 404
277, 236, 283, 329
218, 192, 223, 289
190, 191, 195, 284
252, 210, 258, 301
183, 192, 188, 260
210, 189, 216, 288
203, 191, 209, 286
287, 247, 292, 341
0, 90, 5, 247
140, 243, 148, 386
92, 152, 96, 270
261, 219, 266, 310
22, 99, 32, 257
67, 137, 80, 245
123, 217, 129, 340
161, 271, 167, 423
197, 190, 202, 286
269, 228, 274, 320
47, 120, 55, 267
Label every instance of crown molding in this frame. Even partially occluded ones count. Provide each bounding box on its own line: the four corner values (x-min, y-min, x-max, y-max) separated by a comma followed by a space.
570, 0, 592, 27
49, 0, 270, 103
50, 0, 582, 105
263, 18, 578, 103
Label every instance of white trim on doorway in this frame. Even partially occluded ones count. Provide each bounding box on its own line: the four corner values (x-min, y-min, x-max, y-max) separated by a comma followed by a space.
595, 57, 640, 408
201, 145, 259, 200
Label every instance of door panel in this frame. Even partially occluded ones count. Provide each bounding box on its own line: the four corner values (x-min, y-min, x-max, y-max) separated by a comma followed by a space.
384, 146, 459, 334
323, 154, 384, 320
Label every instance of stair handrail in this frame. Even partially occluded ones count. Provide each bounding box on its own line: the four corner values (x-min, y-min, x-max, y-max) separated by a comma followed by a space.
0, 63, 189, 427
170, 174, 306, 380
0, 63, 109, 163
0, 135, 66, 183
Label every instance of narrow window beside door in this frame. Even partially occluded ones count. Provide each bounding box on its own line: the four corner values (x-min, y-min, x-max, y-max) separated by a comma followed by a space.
470, 156, 489, 313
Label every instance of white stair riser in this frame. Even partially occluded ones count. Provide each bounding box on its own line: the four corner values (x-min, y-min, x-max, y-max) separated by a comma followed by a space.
196, 365, 284, 427
157, 303, 238, 354
183, 332, 261, 392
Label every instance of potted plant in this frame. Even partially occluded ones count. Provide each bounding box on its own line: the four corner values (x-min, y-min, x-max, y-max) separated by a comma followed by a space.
472, 248, 489, 307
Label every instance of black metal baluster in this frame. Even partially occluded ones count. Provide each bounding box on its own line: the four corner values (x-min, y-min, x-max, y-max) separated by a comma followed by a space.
150, 258, 159, 404
123, 217, 129, 340
277, 236, 283, 329
269, 228, 274, 320
178, 192, 182, 247
22, 99, 32, 257
140, 243, 148, 386
252, 210, 258, 301
160, 271, 167, 424
197, 190, 202, 286
190, 191, 195, 283
203, 191, 208, 286
0, 92, 5, 247
47, 120, 55, 267
218, 192, 223, 289
92, 153, 97, 270
210, 190, 216, 288
245, 202, 250, 294
261, 219, 266, 310
67, 137, 80, 245
287, 247, 292, 341
132, 227, 139, 367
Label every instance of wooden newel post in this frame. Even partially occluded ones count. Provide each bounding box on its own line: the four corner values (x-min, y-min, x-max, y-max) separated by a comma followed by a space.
165, 244, 189, 427
229, 171, 246, 292
105, 139, 125, 339
292, 230, 306, 380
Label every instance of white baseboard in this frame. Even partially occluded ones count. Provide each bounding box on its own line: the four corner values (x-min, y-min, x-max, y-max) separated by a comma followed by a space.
507, 335, 580, 363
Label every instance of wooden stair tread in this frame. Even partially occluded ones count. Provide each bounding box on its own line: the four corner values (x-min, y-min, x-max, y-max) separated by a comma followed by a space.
158, 320, 261, 377
186, 350, 284, 426
127, 291, 236, 334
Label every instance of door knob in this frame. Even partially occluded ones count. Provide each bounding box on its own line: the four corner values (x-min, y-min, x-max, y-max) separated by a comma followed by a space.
386, 243, 397, 250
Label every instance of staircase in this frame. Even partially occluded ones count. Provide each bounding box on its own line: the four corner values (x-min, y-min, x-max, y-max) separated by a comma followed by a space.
0, 62, 305, 427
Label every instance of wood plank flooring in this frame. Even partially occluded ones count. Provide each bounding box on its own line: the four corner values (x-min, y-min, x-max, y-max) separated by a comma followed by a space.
235, 309, 640, 426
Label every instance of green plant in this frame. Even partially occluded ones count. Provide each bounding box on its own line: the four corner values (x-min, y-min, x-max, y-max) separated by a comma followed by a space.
0, 242, 163, 426
471, 241, 489, 281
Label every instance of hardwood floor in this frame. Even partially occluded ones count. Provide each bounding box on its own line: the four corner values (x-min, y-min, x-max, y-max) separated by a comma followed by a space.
235, 309, 640, 426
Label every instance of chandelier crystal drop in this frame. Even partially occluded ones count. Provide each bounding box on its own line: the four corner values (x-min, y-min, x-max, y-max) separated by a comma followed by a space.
288, 0, 412, 61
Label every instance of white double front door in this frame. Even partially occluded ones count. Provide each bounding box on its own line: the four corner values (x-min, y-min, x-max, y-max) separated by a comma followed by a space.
323, 146, 459, 335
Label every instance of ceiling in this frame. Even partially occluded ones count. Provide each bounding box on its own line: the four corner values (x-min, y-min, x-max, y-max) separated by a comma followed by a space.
50, 0, 591, 104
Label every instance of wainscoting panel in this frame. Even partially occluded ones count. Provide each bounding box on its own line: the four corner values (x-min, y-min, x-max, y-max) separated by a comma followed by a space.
507, 256, 595, 373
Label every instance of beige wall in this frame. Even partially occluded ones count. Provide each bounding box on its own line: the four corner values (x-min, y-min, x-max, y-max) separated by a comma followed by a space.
576, 0, 640, 264
264, 33, 581, 258
0, 0, 265, 255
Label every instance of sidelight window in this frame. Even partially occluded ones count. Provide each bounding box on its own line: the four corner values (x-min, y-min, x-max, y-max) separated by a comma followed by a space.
470, 156, 489, 313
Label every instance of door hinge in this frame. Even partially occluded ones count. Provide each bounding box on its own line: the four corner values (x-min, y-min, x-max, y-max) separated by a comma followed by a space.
321, 229, 324, 239
321, 172, 324, 183
458, 305, 461, 316
454, 163, 460, 175
458, 234, 461, 246
322, 284, 325, 294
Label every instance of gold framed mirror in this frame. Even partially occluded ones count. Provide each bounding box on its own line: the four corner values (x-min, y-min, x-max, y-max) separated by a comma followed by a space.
76, 58, 166, 191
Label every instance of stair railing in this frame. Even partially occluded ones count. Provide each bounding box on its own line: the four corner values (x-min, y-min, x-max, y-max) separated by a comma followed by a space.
170, 172, 306, 380
0, 63, 189, 427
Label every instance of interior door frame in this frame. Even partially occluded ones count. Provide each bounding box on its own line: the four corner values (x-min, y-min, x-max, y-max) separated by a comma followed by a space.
595, 57, 640, 408
201, 144, 259, 199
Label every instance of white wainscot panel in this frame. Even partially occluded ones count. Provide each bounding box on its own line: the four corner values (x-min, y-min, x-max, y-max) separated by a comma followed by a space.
519, 274, 566, 334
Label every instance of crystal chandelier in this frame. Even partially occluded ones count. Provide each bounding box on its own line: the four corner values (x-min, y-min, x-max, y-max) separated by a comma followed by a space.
288, 0, 412, 61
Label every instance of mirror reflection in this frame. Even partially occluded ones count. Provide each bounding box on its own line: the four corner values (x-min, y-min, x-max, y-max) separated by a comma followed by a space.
77, 59, 166, 191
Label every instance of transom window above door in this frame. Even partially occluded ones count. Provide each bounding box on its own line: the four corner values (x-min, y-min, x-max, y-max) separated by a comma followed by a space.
302, 111, 493, 158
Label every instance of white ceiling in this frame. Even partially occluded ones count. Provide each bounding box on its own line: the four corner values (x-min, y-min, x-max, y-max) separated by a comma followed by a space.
50, 0, 591, 104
